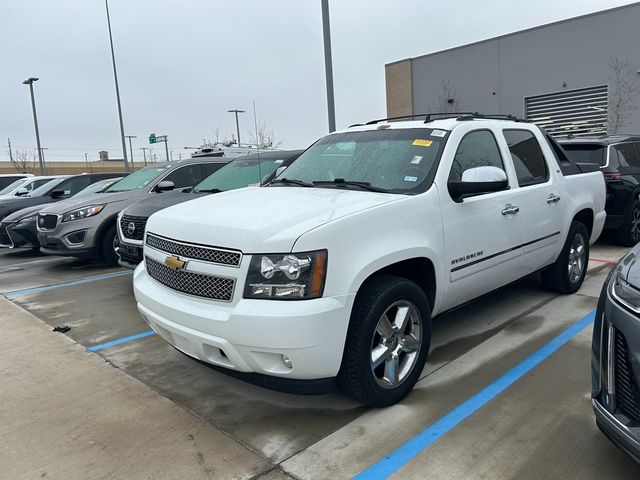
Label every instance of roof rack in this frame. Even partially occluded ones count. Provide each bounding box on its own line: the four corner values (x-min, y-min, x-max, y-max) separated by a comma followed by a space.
356, 112, 525, 127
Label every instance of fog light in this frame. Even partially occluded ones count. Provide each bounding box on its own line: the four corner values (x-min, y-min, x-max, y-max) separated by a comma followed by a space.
282, 354, 293, 369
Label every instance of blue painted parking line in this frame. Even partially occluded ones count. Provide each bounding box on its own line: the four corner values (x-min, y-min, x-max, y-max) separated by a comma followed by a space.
4, 270, 133, 297
88, 330, 156, 351
354, 309, 596, 480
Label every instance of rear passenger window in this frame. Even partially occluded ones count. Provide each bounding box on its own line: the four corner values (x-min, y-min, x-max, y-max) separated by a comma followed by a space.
164, 165, 202, 188
449, 130, 504, 182
614, 143, 640, 167
201, 162, 226, 178
58, 176, 91, 195
503, 130, 549, 187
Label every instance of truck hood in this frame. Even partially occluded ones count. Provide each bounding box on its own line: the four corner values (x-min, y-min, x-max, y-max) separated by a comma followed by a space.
124, 190, 210, 218
39, 190, 137, 214
146, 186, 402, 253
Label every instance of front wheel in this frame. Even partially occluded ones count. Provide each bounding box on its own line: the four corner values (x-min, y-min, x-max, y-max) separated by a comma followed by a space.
338, 275, 431, 407
101, 223, 120, 266
541, 221, 589, 294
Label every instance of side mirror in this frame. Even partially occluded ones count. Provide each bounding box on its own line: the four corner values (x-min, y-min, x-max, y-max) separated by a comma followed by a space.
155, 180, 175, 193
49, 189, 66, 198
16, 187, 29, 196
448, 166, 508, 203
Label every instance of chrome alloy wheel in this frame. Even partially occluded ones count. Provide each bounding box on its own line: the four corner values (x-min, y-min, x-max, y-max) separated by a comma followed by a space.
567, 233, 587, 284
370, 300, 422, 389
631, 206, 640, 241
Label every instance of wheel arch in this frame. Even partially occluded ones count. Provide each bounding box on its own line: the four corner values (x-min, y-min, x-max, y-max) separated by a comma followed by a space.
353, 256, 437, 312
572, 207, 594, 237
93, 214, 120, 254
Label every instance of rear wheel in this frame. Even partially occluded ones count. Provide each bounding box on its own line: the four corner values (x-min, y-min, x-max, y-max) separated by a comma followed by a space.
541, 221, 589, 294
613, 200, 640, 247
338, 275, 431, 407
101, 223, 119, 266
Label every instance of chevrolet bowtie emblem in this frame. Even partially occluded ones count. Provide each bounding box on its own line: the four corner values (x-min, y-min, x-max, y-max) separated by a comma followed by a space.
164, 255, 187, 271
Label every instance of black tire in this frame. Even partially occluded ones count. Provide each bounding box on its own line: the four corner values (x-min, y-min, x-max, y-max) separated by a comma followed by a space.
613, 200, 640, 247
337, 275, 431, 407
101, 223, 119, 266
541, 221, 589, 294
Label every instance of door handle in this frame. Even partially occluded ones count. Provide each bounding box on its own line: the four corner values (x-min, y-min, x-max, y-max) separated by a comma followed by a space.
547, 193, 561, 204
501, 204, 520, 215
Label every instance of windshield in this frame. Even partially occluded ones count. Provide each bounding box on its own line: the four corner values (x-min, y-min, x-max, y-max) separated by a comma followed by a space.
0, 178, 28, 195
562, 144, 606, 166
74, 178, 122, 198
29, 178, 64, 197
194, 156, 289, 192
274, 128, 446, 194
106, 166, 170, 192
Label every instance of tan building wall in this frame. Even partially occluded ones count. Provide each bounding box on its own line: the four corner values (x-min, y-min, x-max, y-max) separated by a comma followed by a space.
385, 59, 413, 118
0, 161, 149, 175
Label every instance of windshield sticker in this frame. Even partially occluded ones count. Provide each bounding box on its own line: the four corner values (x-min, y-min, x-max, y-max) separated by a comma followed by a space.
274, 159, 284, 164
431, 130, 447, 137
410, 156, 423, 164
404, 175, 418, 182
412, 139, 432, 147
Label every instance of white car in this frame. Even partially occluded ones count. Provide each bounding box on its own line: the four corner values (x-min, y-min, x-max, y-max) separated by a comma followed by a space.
0, 176, 61, 198
133, 114, 606, 406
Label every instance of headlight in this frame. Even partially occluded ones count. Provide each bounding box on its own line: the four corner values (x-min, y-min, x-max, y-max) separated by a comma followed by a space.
244, 250, 327, 299
610, 272, 640, 313
61, 205, 105, 222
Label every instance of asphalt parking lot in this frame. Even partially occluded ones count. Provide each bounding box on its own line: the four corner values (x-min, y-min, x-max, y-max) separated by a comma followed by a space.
2, 243, 640, 480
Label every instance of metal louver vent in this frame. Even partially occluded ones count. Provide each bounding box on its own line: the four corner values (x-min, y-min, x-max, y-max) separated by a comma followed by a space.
525, 85, 608, 138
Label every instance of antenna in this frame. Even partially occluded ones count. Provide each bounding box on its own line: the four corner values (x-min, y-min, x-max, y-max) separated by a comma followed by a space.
252, 100, 263, 184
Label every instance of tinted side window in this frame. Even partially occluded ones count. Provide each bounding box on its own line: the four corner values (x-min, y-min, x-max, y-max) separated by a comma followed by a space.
202, 162, 226, 177
449, 130, 504, 182
31, 179, 52, 190
164, 165, 202, 188
615, 143, 640, 167
57, 176, 91, 196
0, 177, 22, 189
503, 130, 549, 187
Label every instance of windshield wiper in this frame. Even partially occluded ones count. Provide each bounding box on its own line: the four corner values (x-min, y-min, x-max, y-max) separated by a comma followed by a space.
194, 188, 222, 193
312, 178, 389, 193
270, 177, 313, 188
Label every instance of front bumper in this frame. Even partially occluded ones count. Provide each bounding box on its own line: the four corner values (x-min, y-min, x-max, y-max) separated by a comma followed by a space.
133, 261, 354, 381
117, 242, 143, 269
593, 399, 640, 463
592, 275, 640, 464
0, 219, 38, 249
37, 219, 99, 258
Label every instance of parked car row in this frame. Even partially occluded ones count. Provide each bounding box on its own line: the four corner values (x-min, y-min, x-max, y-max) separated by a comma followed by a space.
2, 115, 639, 463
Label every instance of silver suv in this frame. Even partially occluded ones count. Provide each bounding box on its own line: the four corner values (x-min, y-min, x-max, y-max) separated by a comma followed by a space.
37, 158, 230, 264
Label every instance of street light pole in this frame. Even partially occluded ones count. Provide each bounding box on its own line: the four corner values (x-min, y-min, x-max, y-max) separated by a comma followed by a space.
84, 152, 90, 172
22, 77, 45, 175
125, 135, 136, 165
105, 0, 130, 172
321, 0, 336, 132
227, 109, 245, 146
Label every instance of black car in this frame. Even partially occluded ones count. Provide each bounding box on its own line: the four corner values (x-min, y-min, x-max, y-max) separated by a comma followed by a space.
117, 149, 303, 268
561, 136, 640, 246
592, 245, 640, 463
0, 177, 123, 249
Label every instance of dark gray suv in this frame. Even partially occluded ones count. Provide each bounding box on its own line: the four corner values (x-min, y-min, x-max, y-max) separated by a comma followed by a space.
592, 246, 640, 463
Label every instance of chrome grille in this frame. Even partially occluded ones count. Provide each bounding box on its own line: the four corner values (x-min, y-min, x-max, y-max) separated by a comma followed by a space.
120, 214, 147, 241
37, 214, 58, 230
145, 256, 235, 302
615, 330, 640, 423
146, 233, 241, 267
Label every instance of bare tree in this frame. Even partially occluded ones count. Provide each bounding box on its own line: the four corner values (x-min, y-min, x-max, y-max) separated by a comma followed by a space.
437, 78, 462, 113
608, 56, 640, 134
9, 149, 37, 173
247, 122, 282, 149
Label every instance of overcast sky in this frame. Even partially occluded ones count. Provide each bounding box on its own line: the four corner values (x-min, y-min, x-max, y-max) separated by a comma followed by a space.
1, 0, 635, 162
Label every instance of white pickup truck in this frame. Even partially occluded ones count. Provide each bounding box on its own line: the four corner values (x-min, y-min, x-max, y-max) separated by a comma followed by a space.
133, 114, 606, 406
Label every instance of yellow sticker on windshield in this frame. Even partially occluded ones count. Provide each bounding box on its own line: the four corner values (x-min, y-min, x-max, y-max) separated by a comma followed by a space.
412, 139, 433, 147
